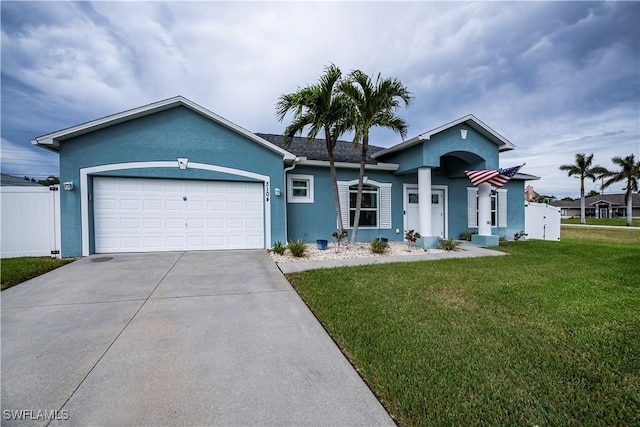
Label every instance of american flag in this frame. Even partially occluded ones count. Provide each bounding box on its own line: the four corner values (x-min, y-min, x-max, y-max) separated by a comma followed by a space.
465, 164, 524, 188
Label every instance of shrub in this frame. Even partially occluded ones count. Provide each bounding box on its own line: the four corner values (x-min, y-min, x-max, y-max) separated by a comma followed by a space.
404, 229, 421, 243
514, 231, 527, 241
438, 238, 459, 251
287, 239, 307, 257
370, 238, 389, 254
459, 230, 476, 241
272, 240, 286, 255
499, 235, 507, 242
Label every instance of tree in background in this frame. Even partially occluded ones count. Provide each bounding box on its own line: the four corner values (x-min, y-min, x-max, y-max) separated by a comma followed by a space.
340, 70, 413, 243
559, 153, 607, 224
600, 154, 640, 227
276, 64, 354, 236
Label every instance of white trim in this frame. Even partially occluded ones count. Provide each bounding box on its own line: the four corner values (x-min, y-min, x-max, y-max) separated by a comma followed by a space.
80, 161, 271, 256
467, 187, 508, 229
287, 174, 314, 203
337, 179, 392, 230
32, 96, 296, 161
404, 184, 448, 238
296, 158, 399, 171
372, 114, 516, 159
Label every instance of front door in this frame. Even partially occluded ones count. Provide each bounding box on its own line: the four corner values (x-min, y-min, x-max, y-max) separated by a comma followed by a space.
404, 186, 446, 238
600, 207, 608, 218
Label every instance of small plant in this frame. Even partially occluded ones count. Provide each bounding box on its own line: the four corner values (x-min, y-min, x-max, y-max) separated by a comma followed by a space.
370, 238, 389, 254
287, 239, 307, 257
459, 230, 476, 241
271, 240, 287, 255
332, 229, 348, 252
404, 229, 421, 250
438, 238, 459, 251
499, 235, 507, 242
514, 230, 527, 241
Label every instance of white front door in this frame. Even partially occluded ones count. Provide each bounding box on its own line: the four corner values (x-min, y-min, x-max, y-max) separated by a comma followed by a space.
431, 189, 445, 238
404, 186, 446, 238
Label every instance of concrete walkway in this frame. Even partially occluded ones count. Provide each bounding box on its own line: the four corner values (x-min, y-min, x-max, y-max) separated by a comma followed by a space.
1, 251, 394, 426
278, 241, 507, 274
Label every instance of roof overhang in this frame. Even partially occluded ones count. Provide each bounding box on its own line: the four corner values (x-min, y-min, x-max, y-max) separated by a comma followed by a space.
372, 114, 516, 159
296, 158, 399, 171
589, 199, 615, 206
512, 173, 540, 181
31, 96, 296, 161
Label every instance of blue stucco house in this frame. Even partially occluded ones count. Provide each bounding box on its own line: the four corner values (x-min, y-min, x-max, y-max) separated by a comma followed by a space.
32, 96, 537, 257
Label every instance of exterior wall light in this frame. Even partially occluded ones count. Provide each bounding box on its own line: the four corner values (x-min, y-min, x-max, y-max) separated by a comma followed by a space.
63, 182, 74, 191
274, 188, 281, 196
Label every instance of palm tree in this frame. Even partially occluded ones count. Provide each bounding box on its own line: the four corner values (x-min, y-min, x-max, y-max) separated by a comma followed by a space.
340, 70, 413, 243
600, 154, 640, 226
559, 153, 607, 224
276, 64, 354, 236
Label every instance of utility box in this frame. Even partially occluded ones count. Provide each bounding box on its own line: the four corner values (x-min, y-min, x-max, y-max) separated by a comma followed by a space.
524, 202, 561, 241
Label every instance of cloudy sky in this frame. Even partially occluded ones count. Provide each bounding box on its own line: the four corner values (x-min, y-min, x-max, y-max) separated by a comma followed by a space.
2, 1, 638, 198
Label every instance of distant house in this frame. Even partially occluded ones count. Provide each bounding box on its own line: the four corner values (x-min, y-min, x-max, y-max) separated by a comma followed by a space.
0, 173, 42, 187
551, 194, 640, 219
31, 96, 540, 257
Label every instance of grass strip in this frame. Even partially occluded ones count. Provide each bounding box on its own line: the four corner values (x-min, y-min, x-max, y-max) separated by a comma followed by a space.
1, 257, 75, 291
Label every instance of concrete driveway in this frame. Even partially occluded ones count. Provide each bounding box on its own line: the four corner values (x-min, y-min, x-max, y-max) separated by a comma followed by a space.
1, 251, 394, 426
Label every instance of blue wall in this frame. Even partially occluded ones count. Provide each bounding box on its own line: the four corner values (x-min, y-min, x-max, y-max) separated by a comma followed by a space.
286, 123, 524, 245
382, 125, 499, 172
59, 106, 287, 256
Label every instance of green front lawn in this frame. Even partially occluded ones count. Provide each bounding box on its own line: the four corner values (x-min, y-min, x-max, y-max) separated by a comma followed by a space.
1, 257, 75, 291
562, 217, 640, 227
287, 228, 640, 425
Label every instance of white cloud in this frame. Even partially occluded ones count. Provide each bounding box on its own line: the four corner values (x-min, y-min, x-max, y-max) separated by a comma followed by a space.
1, 1, 638, 198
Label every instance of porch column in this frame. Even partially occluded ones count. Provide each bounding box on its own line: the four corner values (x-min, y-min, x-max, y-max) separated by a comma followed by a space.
418, 167, 438, 248
471, 182, 499, 247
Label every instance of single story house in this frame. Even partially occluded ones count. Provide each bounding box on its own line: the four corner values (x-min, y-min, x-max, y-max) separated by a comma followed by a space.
32, 96, 538, 257
551, 194, 640, 219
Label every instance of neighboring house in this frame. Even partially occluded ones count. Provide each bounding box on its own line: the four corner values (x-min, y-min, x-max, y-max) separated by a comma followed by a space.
551, 194, 640, 219
1, 173, 43, 187
32, 96, 538, 257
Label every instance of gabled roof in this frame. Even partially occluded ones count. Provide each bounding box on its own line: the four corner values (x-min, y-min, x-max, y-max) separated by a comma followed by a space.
1, 173, 43, 187
372, 114, 516, 159
31, 96, 296, 161
550, 193, 640, 208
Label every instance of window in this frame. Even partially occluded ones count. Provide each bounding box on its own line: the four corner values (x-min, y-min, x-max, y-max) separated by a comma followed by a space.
467, 188, 507, 228
338, 179, 392, 229
349, 184, 378, 227
287, 174, 314, 203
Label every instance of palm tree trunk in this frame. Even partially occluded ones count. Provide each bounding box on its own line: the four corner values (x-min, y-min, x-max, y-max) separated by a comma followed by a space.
350, 134, 368, 244
626, 187, 633, 227
325, 129, 344, 233
580, 178, 586, 224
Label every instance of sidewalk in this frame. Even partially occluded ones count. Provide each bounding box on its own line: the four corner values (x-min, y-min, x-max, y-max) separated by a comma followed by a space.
561, 223, 640, 230
277, 241, 507, 274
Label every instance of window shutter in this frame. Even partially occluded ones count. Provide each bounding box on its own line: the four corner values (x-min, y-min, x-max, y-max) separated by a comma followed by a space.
379, 185, 392, 229
467, 187, 478, 228
498, 189, 508, 227
337, 183, 350, 229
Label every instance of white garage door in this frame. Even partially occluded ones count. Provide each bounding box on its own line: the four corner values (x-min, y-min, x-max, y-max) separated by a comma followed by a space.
93, 177, 264, 253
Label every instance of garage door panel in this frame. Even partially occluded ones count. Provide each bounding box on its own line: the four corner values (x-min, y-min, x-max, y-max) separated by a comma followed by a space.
94, 177, 264, 253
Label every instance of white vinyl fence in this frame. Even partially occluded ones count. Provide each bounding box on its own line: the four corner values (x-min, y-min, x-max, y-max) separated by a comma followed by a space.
524, 201, 561, 241
1, 185, 61, 258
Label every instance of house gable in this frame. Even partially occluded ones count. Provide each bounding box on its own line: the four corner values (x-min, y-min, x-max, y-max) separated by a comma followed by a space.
374, 115, 513, 174
33, 96, 295, 161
